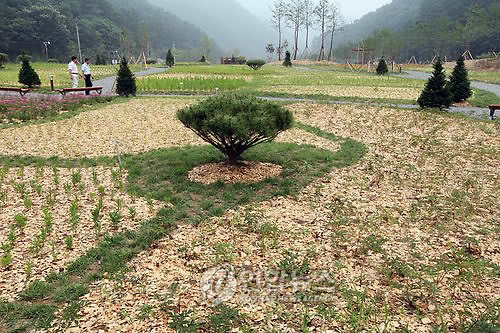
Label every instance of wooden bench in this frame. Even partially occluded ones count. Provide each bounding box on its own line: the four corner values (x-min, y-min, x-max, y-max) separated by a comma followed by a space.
489, 104, 500, 120
0, 87, 30, 96
58, 86, 103, 96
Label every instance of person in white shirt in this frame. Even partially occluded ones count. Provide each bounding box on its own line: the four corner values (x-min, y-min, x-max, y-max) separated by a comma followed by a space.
81, 58, 94, 95
68, 56, 80, 88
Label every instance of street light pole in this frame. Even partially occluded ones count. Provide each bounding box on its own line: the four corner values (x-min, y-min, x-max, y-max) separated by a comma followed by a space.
43, 41, 50, 61
76, 24, 82, 61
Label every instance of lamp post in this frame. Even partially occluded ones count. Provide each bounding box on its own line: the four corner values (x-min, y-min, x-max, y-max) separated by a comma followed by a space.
43, 41, 51, 61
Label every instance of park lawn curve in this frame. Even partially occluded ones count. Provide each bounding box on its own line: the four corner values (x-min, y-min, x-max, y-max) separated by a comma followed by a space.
0, 98, 367, 332
40, 103, 500, 332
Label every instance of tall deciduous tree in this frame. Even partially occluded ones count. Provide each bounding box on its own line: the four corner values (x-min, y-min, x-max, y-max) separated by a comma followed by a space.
286, 0, 305, 60
302, 0, 314, 58
314, 0, 329, 61
327, 2, 341, 62
271, 0, 287, 61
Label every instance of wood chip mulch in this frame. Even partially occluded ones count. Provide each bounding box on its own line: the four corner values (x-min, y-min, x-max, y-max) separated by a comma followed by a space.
188, 161, 282, 184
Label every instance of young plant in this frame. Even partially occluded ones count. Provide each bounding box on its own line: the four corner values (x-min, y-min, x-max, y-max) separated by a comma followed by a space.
52, 166, 60, 186
14, 213, 28, 232
65, 235, 73, 250
69, 199, 80, 231
109, 210, 122, 227
25, 260, 33, 278
42, 207, 53, 235
23, 195, 33, 209
128, 206, 137, 220
71, 170, 81, 187
91, 168, 99, 185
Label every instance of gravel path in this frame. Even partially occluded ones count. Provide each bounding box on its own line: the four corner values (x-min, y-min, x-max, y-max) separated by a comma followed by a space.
397, 70, 500, 98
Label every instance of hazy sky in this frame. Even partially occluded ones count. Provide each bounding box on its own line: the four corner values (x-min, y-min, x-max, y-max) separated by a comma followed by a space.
235, 0, 392, 23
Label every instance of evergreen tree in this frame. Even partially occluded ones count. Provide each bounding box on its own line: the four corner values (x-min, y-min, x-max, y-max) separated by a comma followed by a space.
447, 56, 472, 103
116, 58, 136, 97
417, 57, 452, 110
200, 55, 207, 63
166, 49, 175, 67
18, 58, 41, 87
283, 51, 292, 67
376, 57, 388, 75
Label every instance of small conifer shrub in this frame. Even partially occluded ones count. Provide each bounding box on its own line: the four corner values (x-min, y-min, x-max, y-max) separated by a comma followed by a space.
116, 58, 136, 97
18, 58, 41, 87
417, 57, 452, 109
177, 93, 294, 164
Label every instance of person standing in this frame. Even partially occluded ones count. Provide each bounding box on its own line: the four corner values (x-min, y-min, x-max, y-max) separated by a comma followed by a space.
82, 58, 94, 95
68, 56, 80, 88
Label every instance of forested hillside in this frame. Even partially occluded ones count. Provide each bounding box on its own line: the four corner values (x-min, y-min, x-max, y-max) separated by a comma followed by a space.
331, 0, 499, 62
147, 0, 277, 58
0, 0, 222, 62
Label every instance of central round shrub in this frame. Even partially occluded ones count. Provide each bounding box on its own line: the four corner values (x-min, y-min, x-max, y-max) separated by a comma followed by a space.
177, 94, 294, 163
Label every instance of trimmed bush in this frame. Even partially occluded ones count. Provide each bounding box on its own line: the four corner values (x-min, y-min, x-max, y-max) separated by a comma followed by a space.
0, 53, 8, 68
376, 57, 388, 75
246, 60, 266, 70
417, 57, 452, 110
116, 58, 136, 97
447, 56, 472, 103
47, 59, 58, 63
18, 59, 41, 87
177, 93, 294, 163
146, 59, 157, 64
166, 49, 175, 67
283, 51, 292, 67
16, 52, 32, 63
200, 55, 207, 63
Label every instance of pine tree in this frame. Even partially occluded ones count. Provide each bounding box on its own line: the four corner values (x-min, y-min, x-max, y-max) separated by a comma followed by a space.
447, 56, 472, 103
116, 58, 136, 97
283, 51, 292, 67
166, 49, 175, 67
376, 57, 388, 75
417, 57, 452, 110
18, 58, 41, 88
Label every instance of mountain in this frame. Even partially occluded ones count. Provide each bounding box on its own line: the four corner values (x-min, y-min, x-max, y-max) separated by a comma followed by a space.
147, 0, 277, 58
0, 0, 221, 62
333, 0, 423, 46
326, 0, 499, 62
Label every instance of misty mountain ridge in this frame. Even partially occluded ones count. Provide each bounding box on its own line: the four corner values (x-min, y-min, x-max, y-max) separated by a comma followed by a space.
147, 0, 277, 58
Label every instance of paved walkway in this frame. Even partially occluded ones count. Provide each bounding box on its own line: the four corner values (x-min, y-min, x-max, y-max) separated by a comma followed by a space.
93, 67, 167, 94
397, 70, 500, 98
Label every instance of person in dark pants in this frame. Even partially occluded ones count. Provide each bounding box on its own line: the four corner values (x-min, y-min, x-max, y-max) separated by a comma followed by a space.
81, 58, 93, 95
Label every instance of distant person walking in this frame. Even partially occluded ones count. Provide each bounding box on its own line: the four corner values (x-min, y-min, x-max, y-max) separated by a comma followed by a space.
82, 58, 94, 95
68, 56, 80, 88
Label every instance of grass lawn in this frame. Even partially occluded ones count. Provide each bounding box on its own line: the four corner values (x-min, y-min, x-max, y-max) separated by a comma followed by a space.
132, 63, 498, 108
0, 72, 499, 332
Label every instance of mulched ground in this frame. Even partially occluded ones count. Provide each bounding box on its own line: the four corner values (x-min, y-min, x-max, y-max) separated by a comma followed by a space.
53, 103, 500, 332
188, 161, 282, 184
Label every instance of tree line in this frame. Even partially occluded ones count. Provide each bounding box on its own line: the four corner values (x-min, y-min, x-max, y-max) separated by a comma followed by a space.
269, 0, 342, 61
335, 0, 499, 63
0, 0, 221, 63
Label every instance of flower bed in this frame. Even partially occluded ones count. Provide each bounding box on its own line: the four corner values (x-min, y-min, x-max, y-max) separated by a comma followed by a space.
0, 95, 114, 123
